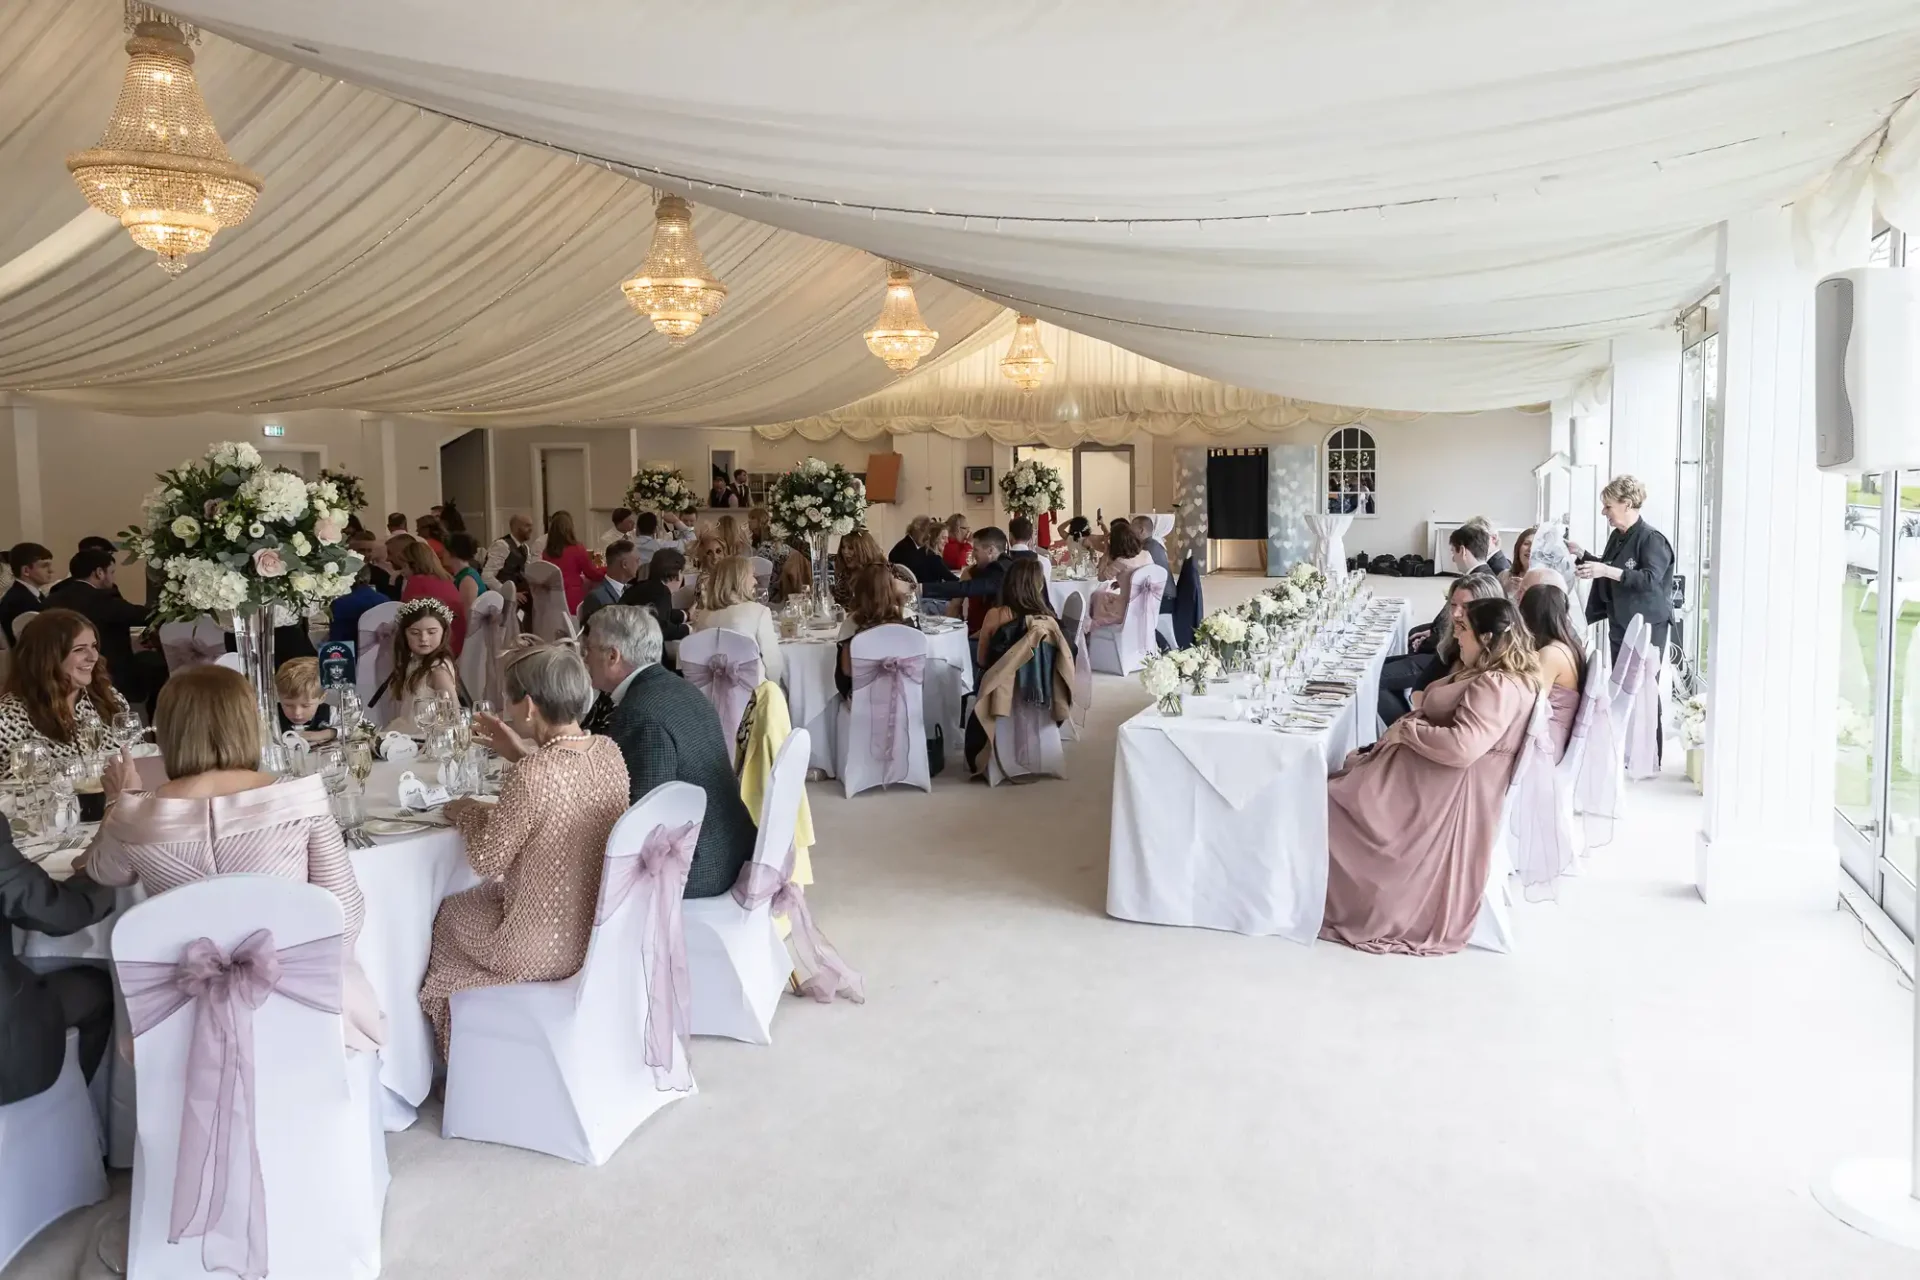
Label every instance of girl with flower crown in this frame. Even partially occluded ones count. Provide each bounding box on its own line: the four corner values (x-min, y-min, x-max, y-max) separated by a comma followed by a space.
373, 598, 468, 732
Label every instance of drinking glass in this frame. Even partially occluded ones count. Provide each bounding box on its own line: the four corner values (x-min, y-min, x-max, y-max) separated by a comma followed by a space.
346, 737, 375, 786
110, 708, 141, 746
317, 746, 348, 797
47, 772, 79, 833
10, 739, 48, 784
330, 786, 366, 832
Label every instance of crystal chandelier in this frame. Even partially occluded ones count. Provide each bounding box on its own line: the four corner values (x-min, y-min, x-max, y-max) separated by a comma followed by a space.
66, 6, 263, 276
864, 263, 939, 373
999, 314, 1054, 391
619, 195, 728, 344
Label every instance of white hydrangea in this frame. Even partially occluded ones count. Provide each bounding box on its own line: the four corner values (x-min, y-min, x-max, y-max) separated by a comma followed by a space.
224, 522, 242, 542
209, 441, 261, 471
236, 469, 309, 523
1199, 611, 1248, 645
1139, 652, 1180, 700
170, 515, 201, 545
832, 517, 854, 535
311, 480, 340, 505
165, 557, 250, 613
290, 532, 311, 556
142, 484, 178, 522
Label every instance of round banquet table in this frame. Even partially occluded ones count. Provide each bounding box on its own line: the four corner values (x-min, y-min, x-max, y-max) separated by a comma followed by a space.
779, 623, 974, 776
17, 760, 481, 1143
1048, 575, 1098, 619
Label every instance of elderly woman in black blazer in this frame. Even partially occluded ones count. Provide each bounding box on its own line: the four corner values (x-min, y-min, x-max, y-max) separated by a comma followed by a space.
1572, 474, 1675, 659
0, 814, 115, 1104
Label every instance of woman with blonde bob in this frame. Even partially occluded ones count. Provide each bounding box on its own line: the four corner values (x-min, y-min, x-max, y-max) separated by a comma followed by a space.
1320, 597, 1542, 957
691, 555, 784, 682
85, 666, 385, 1048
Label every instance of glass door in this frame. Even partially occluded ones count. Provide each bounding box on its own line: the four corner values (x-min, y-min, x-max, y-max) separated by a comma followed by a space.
1674, 302, 1719, 677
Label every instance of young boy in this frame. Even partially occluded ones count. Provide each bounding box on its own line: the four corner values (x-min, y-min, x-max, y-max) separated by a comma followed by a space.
275, 658, 338, 743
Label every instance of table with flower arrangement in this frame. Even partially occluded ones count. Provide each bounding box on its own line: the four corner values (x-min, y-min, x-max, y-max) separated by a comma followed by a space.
1105, 591, 1410, 943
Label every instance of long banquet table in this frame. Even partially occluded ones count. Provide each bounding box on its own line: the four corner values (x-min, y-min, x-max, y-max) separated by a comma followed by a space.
1105, 599, 1411, 944
19, 760, 481, 1142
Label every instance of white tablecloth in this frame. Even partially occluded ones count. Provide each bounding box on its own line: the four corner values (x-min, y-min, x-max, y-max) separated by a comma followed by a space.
780, 625, 974, 776
1105, 599, 1410, 943
1048, 576, 1097, 619
19, 760, 479, 1133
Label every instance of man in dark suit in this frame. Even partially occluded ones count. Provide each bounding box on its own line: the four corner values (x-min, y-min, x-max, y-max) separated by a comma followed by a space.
47, 547, 166, 712
583, 606, 756, 898
619, 547, 691, 650
0, 541, 56, 645
919, 526, 1012, 636
0, 813, 115, 1104
1464, 517, 1511, 577
888, 516, 957, 585
579, 540, 640, 629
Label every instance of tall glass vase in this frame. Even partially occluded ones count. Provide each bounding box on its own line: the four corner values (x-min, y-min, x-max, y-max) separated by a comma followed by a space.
808, 531, 834, 621
229, 608, 286, 772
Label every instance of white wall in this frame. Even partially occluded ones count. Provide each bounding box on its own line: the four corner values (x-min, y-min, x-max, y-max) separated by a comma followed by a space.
1148, 409, 1548, 557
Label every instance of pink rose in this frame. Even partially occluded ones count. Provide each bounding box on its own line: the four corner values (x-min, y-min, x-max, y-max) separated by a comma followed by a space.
252, 547, 287, 578
313, 517, 342, 545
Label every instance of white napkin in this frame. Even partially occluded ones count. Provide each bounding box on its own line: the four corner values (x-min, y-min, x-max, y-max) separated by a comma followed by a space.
395, 770, 451, 811
379, 732, 418, 762
1153, 718, 1316, 810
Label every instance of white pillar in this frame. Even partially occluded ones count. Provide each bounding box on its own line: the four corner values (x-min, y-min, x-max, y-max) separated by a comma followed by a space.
0, 393, 44, 544
1694, 207, 1845, 906
1607, 329, 1682, 539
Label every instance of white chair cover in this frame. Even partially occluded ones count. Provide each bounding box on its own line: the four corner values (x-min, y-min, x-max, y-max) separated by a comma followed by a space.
1087, 562, 1168, 676
354, 600, 401, 726
458, 590, 510, 709
747, 556, 774, 590
1302, 513, 1354, 578
524, 559, 575, 643
988, 695, 1067, 786
11, 611, 37, 637
837, 624, 931, 797
110, 876, 388, 1280
678, 628, 765, 766
1622, 630, 1662, 781
157, 615, 227, 672
1578, 615, 1649, 847
685, 729, 809, 1043
1035, 554, 1053, 581
1057, 591, 1092, 740
0, 1029, 108, 1271
212, 653, 245, 674
442, 782, 703, 1165
1508, 658, 1608, 901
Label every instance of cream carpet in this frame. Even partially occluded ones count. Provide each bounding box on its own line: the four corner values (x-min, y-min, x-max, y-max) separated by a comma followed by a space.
10, 574, 1916, 1279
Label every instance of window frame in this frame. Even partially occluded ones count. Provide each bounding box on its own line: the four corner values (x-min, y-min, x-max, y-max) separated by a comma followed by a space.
1321, 425, 1379, 518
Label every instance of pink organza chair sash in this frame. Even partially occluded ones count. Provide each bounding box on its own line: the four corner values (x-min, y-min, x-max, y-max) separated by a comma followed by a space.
117, 930, 345, 1280
731, 846, 865, 1004
1621, 640, 1661, 780
851, 654, 926, 782
1504, 694, 1574, 899
685, 652, 763, 747
161, 634, 228, 671
1125, 575, 1164, 651
595, 820, 701, 1091
370, 622, 396, 694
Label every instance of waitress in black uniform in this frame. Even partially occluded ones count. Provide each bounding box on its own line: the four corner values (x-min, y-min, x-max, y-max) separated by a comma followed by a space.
1573, 473, 1675, 755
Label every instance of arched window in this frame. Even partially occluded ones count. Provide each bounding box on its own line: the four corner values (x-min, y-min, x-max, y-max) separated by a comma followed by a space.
1323, 426, 1377, 515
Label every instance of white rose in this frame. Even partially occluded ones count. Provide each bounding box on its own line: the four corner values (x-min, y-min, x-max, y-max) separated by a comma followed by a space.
170, 515, 201, 544
322, 561, 339, 577
290, 532, 311, 556
289, 573, 317, 594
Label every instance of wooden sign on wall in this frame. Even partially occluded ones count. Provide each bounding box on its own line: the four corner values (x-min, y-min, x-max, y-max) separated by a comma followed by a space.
865, 452, 902, 504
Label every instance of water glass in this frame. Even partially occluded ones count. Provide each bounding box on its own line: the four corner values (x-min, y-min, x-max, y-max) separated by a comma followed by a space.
317, 746, 348, 796
330, 786, 366, 831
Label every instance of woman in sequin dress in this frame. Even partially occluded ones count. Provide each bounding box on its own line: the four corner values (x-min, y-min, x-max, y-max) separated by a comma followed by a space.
419, 644, 630, 1055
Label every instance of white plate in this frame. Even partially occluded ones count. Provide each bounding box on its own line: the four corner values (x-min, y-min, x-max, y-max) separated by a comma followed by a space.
362, 816, 436, 837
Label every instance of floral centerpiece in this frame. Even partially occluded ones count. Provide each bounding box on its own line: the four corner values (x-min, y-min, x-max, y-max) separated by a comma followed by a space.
122, 441, 363, 754
1139, 651, 1184, 715
766, 458, 869, 616
1170, 646, 1221, 696
626, 465, 698, 515
316, 467, 370, 515
1195, 609, 1251, 670
999, 458, 1066, 520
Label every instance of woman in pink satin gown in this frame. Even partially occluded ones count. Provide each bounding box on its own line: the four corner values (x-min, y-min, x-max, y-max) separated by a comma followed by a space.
1089, 517, 1154, 629
82, 666, 386, 1050
1321, 598, 1543, 955
1519, 581, 1590, 757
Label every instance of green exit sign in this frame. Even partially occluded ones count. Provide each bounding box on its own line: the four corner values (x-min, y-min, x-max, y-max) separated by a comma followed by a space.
262, 423, 285, 438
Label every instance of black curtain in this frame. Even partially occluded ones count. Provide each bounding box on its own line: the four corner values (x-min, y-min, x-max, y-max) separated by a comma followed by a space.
1206, 449, 1268, 540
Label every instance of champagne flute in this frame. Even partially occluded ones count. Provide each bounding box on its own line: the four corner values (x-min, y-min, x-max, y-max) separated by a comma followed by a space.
346, 737, 374, 786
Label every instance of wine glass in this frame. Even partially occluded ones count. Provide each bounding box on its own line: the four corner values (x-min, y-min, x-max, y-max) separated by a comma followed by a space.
9, 740, 48, 785
316, 745, 348, 797
110, 708, 142, 747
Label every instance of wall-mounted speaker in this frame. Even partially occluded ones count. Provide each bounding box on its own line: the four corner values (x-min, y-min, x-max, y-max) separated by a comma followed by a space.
1815, 267, 1920, 473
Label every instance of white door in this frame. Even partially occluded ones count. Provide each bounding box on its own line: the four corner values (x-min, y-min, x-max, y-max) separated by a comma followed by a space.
1077, 447, 1133, 530
538, 448, 589, 530
259, 449, 320, 479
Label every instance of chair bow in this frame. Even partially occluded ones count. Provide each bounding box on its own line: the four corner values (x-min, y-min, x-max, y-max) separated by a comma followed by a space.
850, 655, 926, 782
731, 846, 865, 1004
685, 653, 761, 744
162, 633, 230, 672
596, 821, 701, 1091
1126, 576, 1165, 650
117, 931, 345, 1280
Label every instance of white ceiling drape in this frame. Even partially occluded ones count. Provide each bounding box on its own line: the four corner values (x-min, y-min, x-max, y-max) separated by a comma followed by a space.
149, 0, 1920, 411
757, 312, 1425, 446
0, 0, 1002, 425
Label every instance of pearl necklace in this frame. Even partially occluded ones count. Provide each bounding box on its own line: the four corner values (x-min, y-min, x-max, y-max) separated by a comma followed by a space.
540, 732, 593, 748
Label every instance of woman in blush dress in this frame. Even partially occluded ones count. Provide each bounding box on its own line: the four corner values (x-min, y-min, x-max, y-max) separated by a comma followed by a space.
541, 510, 607, 614
419, 644, 629, 1055
81, 665, 385, 1049
1320, 598, 1542, 956
1518, 582, 1588, 759
1087, 517, 1153, 630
